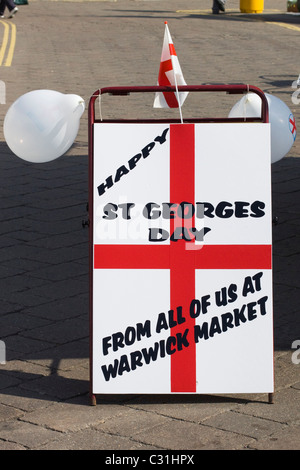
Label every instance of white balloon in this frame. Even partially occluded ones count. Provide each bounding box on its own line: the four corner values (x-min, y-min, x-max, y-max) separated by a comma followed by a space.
228, 92, 296, 163
3, 90, 85, 163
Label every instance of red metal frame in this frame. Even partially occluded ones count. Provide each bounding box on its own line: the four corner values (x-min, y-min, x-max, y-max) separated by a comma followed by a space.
88, 84, 269, 124
88, 85, 271, 405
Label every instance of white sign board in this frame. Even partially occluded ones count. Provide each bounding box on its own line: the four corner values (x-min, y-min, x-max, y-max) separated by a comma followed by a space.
91, 122, 273, 395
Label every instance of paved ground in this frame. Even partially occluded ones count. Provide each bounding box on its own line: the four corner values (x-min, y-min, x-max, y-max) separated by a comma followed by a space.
0, 0, 299, 452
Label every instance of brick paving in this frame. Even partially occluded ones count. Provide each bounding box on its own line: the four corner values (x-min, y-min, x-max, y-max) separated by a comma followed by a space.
0, 0, 299, 451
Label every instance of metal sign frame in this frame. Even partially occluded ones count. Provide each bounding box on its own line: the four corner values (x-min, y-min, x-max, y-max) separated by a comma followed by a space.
88, 85, 273, 406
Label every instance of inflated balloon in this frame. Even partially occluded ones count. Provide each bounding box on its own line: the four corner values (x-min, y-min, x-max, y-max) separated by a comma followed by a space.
4, 90, 85, 163
228, 92, 296, 163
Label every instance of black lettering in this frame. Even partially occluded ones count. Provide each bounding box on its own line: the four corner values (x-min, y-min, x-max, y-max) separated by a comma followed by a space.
118, 355, 131, 375
215, 284, 237, 307
257, 295, 268, 315
190, 296, 210, 318
221, 312, 234, 332
235, 201, 250, 218
195, 203, 204, 219
149, 228, 169, 242
233, 304, 247, 326
252, 271, 263, 292
170, 227, 192, 242
176, 329, 189, 350
162, 202, 177, 219
114, 165, 129, 183
159, 339, 166, 358
247, 301, 257, 321
128, 153, 142, 170
250, 200, 265, 218
168, 309, 177, 328
97, 175, 113, 196
242, 272, 263, 297
156, 312, 169, 333
242, 276, 255, 296
189, 226, 211, 241
176, 307, 186, 325
112, 331, 124, 352
102, 336, 112, 356
228, 283, 238, 303
124, 326, 136, 346
142, 343, 160, 364
166, 336, 176, 355
97, 131, 169, 198
154, 128, 169, 144
190, 299, 201, 318
167, 307, 186, 328
209, 316, 222, 337
194, 323, 209, 342
215, 287, 228, 307
142, 142, 155, 158
136, 321, 151, 340
202, 202, 215, 218
215, 201, 233, 218
130, 350, 143, 370
119, 203, 135, 220
102, 203, 118, 220
178, 202, 195, 219
202, 295, 211, 314
143, 202, 161, 219
101, 360, 118, 381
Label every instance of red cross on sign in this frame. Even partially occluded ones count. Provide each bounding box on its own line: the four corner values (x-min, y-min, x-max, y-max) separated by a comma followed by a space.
91, 122, 273, 395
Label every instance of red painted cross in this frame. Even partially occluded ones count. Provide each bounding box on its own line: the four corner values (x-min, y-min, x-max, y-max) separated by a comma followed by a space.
94, 124, 272, 392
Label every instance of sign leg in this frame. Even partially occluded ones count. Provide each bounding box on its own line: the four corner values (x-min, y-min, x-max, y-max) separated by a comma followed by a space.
90, 393, 97, 406
268, 392, 274, 404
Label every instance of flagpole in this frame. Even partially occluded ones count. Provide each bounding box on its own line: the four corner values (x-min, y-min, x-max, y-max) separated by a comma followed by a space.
170, 54, 183, 123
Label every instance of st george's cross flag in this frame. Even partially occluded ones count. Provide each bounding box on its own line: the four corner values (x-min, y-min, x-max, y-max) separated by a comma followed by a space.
153, 22, 188, 109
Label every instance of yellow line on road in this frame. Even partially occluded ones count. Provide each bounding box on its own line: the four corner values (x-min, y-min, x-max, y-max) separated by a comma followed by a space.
5, 22, 16, 66
176, 9, 281, 14
266, 21, 300, 32
176, 8, 236, 14
0, 20, 16, 66
176, 9, 300, 33
0, 20, 9, 66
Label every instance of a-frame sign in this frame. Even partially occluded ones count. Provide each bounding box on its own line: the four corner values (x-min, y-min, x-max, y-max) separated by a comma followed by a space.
88, 85, 273, 405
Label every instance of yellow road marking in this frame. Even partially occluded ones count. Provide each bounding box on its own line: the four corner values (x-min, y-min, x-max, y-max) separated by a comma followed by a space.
5, 22, 16, 66
176, 9, 300, 33
0, 20, 16, 66
0, 20, 9, 66
177, 8, 235, 14
176, 9, 281, 14
266, 21, 300, 32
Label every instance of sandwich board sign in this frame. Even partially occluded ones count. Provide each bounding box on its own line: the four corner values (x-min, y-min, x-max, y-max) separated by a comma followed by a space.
89, 86, 273, 403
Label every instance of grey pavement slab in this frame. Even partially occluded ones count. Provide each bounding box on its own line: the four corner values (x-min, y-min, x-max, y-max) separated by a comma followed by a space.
0, 0, 299, 452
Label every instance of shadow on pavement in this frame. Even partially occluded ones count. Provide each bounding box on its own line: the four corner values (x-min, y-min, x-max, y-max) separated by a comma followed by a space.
0, 138, 299, 404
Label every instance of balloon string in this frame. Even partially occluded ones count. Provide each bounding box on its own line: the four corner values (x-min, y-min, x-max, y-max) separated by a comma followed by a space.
243, 98, 246, 122
98, 90, 103, 122
244, 84, 250, 122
